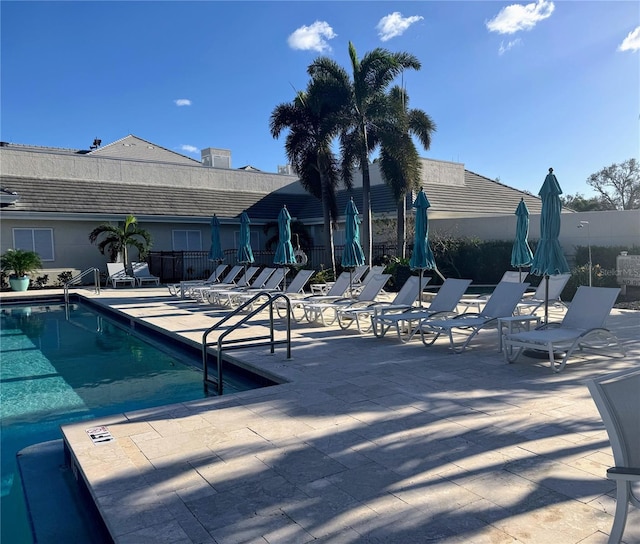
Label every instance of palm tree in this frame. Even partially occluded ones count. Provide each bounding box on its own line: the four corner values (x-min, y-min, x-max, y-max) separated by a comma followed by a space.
378, 85, 436, 258
270, 75, 350, 274
89, 215, 152, 267
309, 41, 421, 265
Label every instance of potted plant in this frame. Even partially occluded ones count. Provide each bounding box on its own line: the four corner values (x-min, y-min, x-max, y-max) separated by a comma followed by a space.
0, 249, 43, 291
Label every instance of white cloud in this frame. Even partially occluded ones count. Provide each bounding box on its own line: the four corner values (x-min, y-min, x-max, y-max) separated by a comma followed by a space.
180, 145, 198, 153
376, 12, 423, 42
618, 26, 640, 52
174, 99, 192, 107
486, 0, 554, 35
499, 38, 523, 55
288, 21, 336, 52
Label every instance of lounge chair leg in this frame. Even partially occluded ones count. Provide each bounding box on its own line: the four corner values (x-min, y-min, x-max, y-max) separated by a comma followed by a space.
608, 481, 630, 544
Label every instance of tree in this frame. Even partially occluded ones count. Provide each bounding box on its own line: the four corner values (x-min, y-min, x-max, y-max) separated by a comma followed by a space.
560, 193, 612, 211
587, 158, 639, 210
270, 75, 351, 274
309, 41, 421, 265
378, 85, 436, 258
89, 215, 152, 266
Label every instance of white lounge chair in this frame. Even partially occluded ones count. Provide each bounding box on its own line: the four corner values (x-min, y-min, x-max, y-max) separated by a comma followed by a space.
458, 270, 526, 313
372, 278, 472, 342
503, 286, 624, 372
131, 262, 160, 286
167, 264, 227, 297
515, 273, 570, 315
187, 265, 246, 301
210, 267, 276, 306
335, 275, 427, 333
418, 281, 529, 353
202, 266, 260, 304
229, 268, 289, 308
106, 263, 135, 288
587, 367, 640, 544
310, 265, 369, 295
236, 268, 315, 312
300, 273, 391, 326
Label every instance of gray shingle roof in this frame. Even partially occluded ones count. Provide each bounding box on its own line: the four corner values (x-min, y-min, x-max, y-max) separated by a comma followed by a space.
0, 175, 307, 221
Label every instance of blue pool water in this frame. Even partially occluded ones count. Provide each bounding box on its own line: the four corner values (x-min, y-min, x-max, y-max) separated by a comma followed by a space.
0, 300, 271, 543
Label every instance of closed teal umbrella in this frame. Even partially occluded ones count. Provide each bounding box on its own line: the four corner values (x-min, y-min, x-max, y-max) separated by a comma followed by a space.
342, 198, 365, 297
530, 168, 570, 322
274, 205, 296, 290
236, 211, 254, 265
409, 188, 437, 307
511, 198, 533, 281
208, 215, 224, 262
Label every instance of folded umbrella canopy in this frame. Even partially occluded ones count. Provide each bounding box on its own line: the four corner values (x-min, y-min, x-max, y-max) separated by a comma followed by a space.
409, 188, 437, 307
342, 198, 365, 297
511, 198, 533, 281
208, 214, 224, 262
236, 211, 255, 277
274, 205, 296, 290
530, 168, 570, 322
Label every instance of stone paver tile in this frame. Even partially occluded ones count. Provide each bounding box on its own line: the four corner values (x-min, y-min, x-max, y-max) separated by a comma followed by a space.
195, 455, 274, 492
116, 519, 193, 544
257, 444, 348, 484
492, 499, 613, 544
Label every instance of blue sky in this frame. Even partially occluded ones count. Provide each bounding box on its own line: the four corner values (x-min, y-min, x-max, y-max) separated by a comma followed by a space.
2, 1, 638, 198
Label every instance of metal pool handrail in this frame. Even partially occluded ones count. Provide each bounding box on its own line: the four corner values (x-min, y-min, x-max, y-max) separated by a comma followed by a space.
202, 291, 292, 395
64, 267, 101, 304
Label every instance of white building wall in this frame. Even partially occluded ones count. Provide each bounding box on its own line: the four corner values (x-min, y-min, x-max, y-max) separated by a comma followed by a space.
430, 209, 640, 259
0, 148, 300, 194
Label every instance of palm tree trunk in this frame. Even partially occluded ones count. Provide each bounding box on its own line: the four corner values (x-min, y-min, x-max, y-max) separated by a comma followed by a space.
397, 194, 406, 259
361, 156, 372, 266
318, 158, 336, 275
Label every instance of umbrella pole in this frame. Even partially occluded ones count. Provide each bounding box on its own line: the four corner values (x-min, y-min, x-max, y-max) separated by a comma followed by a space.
544, 274, 549, 324
519, 267, 522, 282
282, 267, 287, 292
350, 269, 353, 298
418, 272, 423, 308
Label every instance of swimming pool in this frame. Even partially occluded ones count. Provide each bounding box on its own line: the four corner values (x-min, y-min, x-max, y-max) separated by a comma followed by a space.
0, 299, 274, 543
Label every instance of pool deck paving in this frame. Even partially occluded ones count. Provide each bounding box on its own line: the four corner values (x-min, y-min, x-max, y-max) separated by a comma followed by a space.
5, 286, 640, 543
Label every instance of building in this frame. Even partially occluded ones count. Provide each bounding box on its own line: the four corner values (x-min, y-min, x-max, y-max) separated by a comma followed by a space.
1, 134, 552, 279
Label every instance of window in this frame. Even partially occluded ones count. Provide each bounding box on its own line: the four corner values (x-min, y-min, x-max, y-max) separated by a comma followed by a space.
172, 230, 202, 251
13, 228, 54, 261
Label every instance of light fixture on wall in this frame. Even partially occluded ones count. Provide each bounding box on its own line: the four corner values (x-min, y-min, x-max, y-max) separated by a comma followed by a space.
577, 220, 592, 287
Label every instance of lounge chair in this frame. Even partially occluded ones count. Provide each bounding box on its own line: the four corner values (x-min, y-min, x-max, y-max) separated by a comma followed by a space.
418, 281, 530, 352
187, 265, 247, 301
202, 266, 260, 303
515, 273, 570, 315
235, 268, 315, 312
275, 271, 355, 319
458, 270, 526, 313
349, 265, 386, 295
229, 268, 289, 307
209, 267, 276, 306
300, 273, 391, 326
587, 367, 640, 544
372, 278, 472, 342
131, 262, 160, 286
503, 286, 624, 372
310, 265, 369, 295
167, 264, 227, 297
335, 275, 427, 333
106, 263, 136, 288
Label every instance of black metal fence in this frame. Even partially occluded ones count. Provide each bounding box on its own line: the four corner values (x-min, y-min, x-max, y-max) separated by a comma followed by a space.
148, 244, 401, 283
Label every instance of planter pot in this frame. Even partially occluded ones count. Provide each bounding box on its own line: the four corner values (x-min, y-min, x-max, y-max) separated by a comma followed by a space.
9, 276, 30, 292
